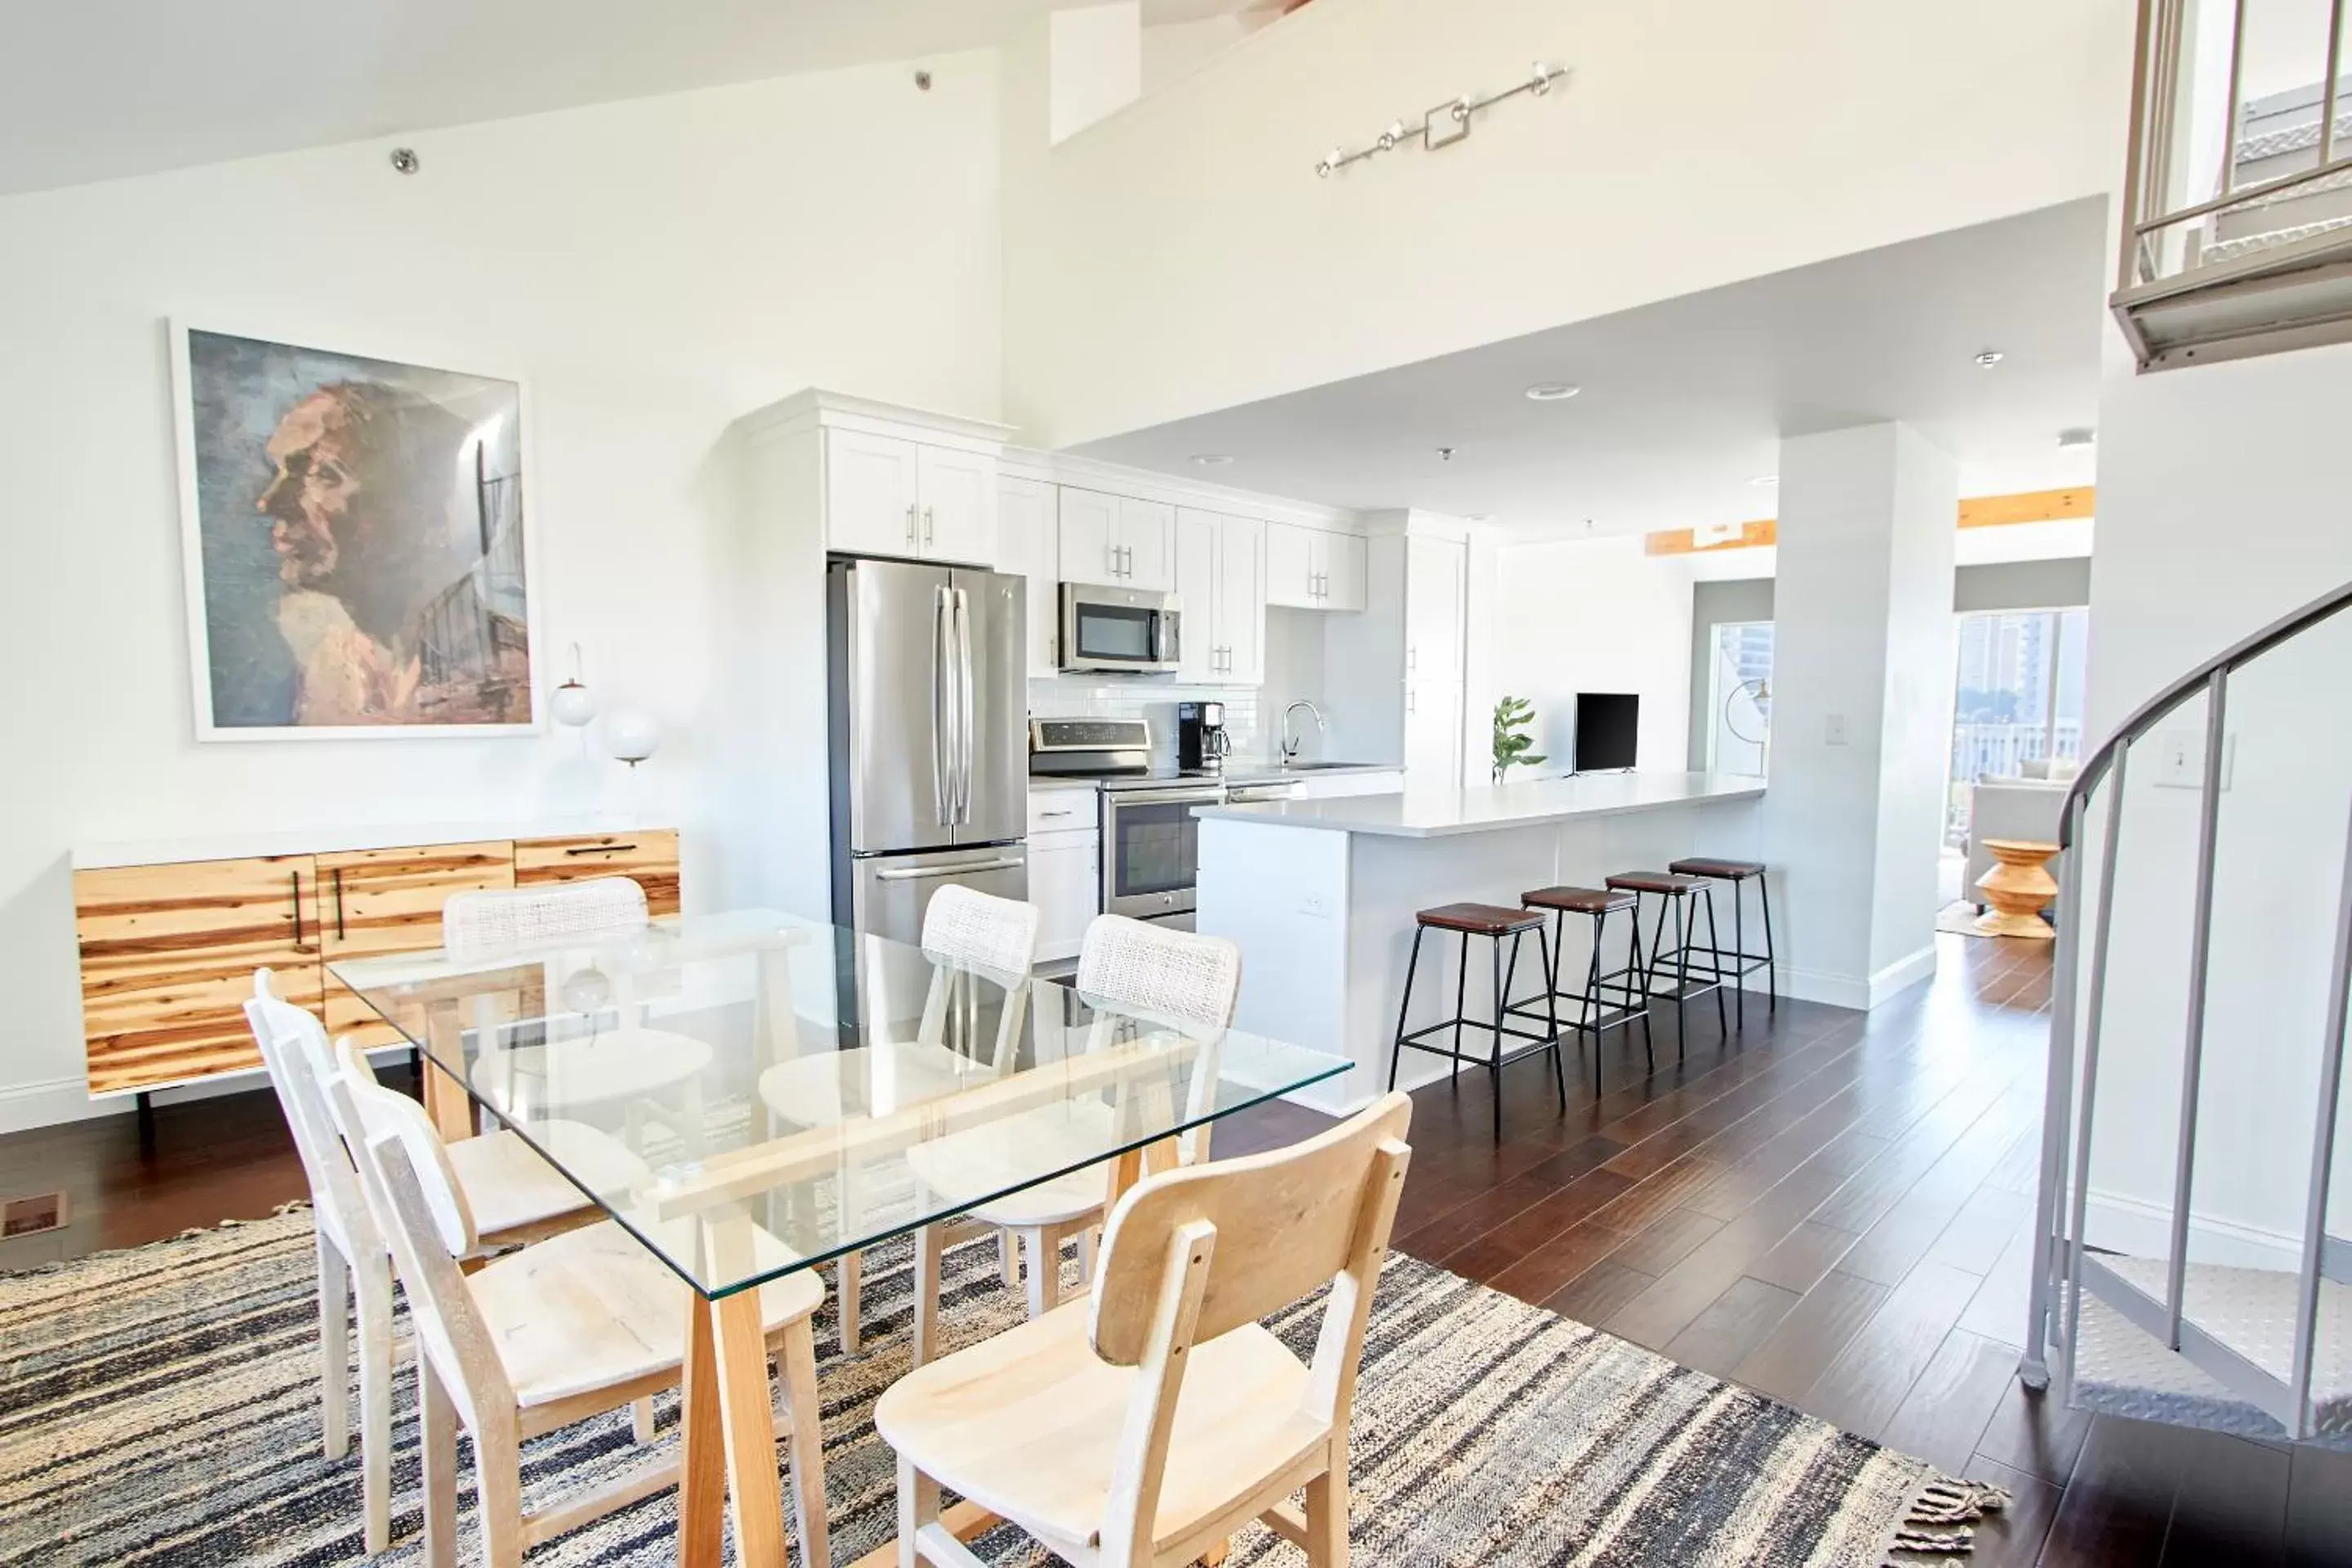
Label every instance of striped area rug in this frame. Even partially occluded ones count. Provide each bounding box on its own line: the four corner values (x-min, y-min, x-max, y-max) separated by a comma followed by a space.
0, 1209, 1995, 1566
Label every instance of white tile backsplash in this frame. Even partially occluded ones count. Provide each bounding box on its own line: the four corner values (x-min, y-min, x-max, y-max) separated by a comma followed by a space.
1027, 678, 1266, 767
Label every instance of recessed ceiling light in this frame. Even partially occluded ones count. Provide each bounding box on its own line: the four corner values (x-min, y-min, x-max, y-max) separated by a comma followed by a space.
1468, 514, 1494, 522
1975, 350, 2005, 368
1188, 453, 1234, 466
1437, 447, 1457, 461
1524, 382, 1581, 402
1750, 474, 1779, 488
2056, 426, 2096, 449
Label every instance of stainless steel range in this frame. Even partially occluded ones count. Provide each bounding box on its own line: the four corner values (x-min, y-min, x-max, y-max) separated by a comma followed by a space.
1029, 718, 1299, 928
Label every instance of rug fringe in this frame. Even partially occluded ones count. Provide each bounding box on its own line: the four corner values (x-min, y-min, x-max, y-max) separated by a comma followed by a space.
1881, 1476, 2010, 1562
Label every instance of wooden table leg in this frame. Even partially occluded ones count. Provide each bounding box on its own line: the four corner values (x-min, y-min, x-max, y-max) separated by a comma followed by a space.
421, 999, 476, 1143
678, 1296, 728, 1568
712, 1289, 791, 1568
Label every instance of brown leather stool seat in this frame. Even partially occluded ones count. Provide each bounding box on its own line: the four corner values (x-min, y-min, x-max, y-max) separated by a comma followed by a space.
1669, 857, 1766, 880
1416, 902, 1546, 937
1604, 871, 1706, 896
1521, 885, 1637, 916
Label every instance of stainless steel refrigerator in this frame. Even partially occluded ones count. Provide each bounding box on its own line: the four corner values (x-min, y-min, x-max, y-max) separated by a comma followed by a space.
828, 558, 1028, 944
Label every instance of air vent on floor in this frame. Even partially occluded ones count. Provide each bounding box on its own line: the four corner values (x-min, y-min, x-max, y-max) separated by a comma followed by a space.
2, 1191, 69, 1238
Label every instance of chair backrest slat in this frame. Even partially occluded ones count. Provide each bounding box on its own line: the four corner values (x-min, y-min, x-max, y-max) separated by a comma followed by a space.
442, 876, 648, 960
1076, 915, 1241, 1035
1089, 1090, 1412, 1365
246, 971, 376, 1259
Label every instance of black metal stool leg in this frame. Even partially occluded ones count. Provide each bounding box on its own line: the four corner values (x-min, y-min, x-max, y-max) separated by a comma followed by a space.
1629, 904, 1655, 1067
1731, 876, 1747, 1031
1535, 924, 1566, 1110
1702, 886, 1728, 1037
1584, 907, 1606, 1097
1452, 932, 1468, 1085
1388, 925, 1425, 1091
1672, 893, 1690, 1059
1489, 933, 1507, 1143
1760, 871, 1778, 1012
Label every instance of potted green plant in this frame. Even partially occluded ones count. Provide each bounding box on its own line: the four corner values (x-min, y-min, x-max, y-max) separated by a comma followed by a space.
1491, 695, 1547, 783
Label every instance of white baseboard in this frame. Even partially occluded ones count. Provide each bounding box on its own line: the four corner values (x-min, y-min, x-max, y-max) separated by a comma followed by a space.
2084, 1187, 2302, 1272
1774, 944, 1937, 1013
0, 1076, 114, 1138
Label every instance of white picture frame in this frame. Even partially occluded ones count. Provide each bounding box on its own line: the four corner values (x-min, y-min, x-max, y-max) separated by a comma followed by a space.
169, 318, 545, 741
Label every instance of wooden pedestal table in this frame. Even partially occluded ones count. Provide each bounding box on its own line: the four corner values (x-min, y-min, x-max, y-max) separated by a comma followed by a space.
1975, 838, 2060, 940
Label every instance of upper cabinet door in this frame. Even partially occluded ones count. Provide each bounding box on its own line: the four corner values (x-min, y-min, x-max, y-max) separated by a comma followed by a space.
1321, 530, 1369, 612
1264, 520, 1318, 608
1218, 514, 1267, 684
826, 429, 922, 558
1116, 497, 1177, 591
915, 444, 999, 566
1059, 488, 1120, 585
996, 476, 1061, 677
1174, 508, 1221, 683
1404, 534, 1465, 679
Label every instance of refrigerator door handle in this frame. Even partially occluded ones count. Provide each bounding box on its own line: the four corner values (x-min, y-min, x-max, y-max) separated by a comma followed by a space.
874, 857, 1024, 882
930, 584, 951, 826
954, 586, 977, 823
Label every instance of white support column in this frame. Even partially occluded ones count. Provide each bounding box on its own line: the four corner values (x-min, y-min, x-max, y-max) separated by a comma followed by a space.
1764, 422, 1959, 1009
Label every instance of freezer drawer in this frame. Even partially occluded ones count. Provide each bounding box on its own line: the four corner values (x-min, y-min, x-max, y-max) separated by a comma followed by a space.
848, 844, 1028, 949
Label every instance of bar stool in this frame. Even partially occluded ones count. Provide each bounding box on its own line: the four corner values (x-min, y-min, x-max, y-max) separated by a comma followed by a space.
1668, 857, 1776, 1030
1505, 885, 1655, 1095
1388, 902, 1565, 1141
1604, 871, 1728, 1054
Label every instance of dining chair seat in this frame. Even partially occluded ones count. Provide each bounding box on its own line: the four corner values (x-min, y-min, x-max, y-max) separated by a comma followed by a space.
472, 1029, 715, 1109
907, 1102, 1121, 1229
470, 1219, 824, 1411
756, 1040, 991, 1129
445, 1123, 650, 1240
876, 1298, 1321, 1556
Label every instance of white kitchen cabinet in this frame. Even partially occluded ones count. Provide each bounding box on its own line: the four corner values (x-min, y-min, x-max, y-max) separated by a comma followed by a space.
1265, 521, 1367, 611
1029, 826, 1101, 964
824, 428, 997, 564
915, 444, 998, 565
1059, 489, 1174, 591
1174, 509, 1267, 684
997, 476, 1061, 677
1404, 679, 1464, 785
824, 430, 922, 558
1404, 534, 1464, 680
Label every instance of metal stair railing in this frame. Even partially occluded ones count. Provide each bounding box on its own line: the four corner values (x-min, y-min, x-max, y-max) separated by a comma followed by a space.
2020, 575, 2352, 1441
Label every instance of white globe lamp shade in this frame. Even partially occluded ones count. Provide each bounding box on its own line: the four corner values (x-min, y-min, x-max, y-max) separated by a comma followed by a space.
550, 679, 598, 728
606, 711, 661, 768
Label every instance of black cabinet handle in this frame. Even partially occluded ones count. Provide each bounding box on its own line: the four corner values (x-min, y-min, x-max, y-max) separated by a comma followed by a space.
290, 871, 305, 950
564, 843, 637, 856
332, 868, 346, 940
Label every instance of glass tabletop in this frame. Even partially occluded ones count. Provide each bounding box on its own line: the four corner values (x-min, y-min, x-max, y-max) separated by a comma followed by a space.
330, 908, 1346, 1298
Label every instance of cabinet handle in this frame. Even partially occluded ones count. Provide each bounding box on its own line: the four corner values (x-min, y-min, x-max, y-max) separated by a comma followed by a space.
923, 506, 935, 546
290, 871, 305, 950
906, 502, 919, 546
1408, 646, 1418, 674
1040, 808, 1076, 819
564, 842, 639, 855
1408, 688, 1418, 714
333, 868, 346, 941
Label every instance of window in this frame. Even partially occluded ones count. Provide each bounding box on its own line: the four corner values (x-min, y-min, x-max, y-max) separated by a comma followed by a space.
1946, 608, 2089, 848
1706, 621, 1774, 777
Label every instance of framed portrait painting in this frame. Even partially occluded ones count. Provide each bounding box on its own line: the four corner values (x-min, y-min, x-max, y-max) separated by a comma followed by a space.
171, 323, 541, 739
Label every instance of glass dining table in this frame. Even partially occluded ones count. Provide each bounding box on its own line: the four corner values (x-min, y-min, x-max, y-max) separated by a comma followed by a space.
332, 906, 1347, 1568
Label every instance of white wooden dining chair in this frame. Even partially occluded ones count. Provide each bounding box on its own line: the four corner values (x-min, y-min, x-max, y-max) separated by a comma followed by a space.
337, 1040, 831, 1568
247, 971, 653, 1552
876, 1090, 1413, 1568
755, 884, 1040, 1351
907, 914, 1243, 1339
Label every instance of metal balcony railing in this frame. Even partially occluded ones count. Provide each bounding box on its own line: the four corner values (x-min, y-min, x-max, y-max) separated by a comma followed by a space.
2115, 0, 2352, 369
2020, 577, 2352, 1446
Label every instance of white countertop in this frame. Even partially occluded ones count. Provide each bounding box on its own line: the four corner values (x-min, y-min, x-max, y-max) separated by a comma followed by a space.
1190, 770, 1764, 839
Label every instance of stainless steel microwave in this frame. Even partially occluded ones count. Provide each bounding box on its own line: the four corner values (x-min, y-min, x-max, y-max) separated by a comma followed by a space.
1058, 582, 1183, 675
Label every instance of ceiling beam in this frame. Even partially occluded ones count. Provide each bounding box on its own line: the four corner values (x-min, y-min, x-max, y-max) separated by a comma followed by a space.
1643, 484, 2094, 556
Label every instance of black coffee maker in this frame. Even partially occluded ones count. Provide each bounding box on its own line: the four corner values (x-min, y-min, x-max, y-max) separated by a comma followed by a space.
1178, 701, 1232, 774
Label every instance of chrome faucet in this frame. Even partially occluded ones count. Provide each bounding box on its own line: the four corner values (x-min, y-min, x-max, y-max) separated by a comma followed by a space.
1279, 699, 1328, 764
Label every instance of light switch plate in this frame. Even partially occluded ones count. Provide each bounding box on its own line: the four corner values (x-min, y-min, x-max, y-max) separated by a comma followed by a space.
2154, 728, 2234, 789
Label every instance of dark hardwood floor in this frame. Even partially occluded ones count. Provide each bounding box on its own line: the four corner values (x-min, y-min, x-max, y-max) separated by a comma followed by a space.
7, 938, 2347, 1566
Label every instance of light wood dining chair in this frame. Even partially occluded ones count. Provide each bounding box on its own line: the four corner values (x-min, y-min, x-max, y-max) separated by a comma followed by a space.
755, 884, 1040, 1352
876, 1090, 1413, 1568
910, 914, 1244, 1333
247, 971, 651, 1552
337, 1041, 831, 1568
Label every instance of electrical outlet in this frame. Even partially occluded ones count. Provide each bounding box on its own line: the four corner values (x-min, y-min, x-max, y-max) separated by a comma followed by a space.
1298, 893, 1330, 919
1824, 714, 1848, 746
2154, 729, 2235, 790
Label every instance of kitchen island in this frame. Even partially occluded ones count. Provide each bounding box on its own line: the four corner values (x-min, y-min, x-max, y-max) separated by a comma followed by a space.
1194, 771, 1766, 1114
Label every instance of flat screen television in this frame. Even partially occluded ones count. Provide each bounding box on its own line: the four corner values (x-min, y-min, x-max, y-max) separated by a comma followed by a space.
1574, 693, 1640, 773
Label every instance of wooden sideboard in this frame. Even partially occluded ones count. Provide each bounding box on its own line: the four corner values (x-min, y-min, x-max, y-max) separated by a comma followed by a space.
73, 829, 679, 1098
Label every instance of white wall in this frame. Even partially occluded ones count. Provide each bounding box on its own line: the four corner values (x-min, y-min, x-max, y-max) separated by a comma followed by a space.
1001, 0, 2133, 447
1488, 536, 1694, 778
2078, 339, 2352, 1262
0, 58, 1004, 1131
1049, 2, 1143, 144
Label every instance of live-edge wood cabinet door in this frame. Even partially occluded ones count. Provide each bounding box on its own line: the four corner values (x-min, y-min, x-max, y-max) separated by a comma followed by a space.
514, 830, 681, 915
318, 841, 514, 1049
74, 855, 324, 1097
